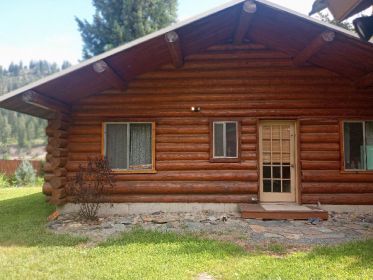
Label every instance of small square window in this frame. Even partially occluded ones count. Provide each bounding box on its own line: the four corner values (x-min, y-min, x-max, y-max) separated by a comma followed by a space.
211, 121, 240, 161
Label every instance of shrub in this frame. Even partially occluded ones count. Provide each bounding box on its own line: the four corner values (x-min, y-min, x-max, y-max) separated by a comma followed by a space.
0, 173, 11, 188
67, 157, 114, 221
14, 160, 36, 187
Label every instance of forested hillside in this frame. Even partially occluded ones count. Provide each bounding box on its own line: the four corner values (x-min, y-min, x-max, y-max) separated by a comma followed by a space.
0, 60, 71, 159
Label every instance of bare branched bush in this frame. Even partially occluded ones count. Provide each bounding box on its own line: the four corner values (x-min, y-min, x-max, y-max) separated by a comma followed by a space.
67, 157, 114, 221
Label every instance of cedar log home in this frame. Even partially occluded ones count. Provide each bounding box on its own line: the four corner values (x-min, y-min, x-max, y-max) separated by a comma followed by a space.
1, 0, 373, 218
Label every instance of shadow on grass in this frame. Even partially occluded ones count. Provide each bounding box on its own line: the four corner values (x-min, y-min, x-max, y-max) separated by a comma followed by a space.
0, 192, 85, 247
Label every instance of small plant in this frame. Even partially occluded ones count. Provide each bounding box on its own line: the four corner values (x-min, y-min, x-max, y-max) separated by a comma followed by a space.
67, 157, 114, 221
14, 160, 36, 187
0, 173, 11, 188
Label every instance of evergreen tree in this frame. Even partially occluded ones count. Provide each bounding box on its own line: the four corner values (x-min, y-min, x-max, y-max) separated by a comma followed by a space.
76, 0, 178, 58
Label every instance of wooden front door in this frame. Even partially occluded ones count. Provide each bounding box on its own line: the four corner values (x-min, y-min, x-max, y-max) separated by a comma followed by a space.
259, 121, 297, 202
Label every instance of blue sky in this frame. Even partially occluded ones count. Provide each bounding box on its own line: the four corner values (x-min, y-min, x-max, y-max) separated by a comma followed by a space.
0, 0, 315, 67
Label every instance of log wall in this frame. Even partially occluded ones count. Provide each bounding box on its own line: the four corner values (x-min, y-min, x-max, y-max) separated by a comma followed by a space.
58, 43, 373, 205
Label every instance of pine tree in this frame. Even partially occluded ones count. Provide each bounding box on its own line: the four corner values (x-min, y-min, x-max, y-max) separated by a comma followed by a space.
76, 0, 178, 59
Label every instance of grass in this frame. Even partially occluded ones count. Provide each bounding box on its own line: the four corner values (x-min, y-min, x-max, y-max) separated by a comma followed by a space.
0, 188, 372, 280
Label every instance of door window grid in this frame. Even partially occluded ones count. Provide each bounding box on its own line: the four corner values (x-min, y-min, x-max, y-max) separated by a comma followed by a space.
262, 125, 291, 193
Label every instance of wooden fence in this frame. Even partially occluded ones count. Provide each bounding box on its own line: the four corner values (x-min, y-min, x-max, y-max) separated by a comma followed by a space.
0, 160, 43, 176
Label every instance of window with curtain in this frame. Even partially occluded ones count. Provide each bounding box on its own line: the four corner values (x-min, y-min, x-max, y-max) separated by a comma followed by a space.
344, 121, 373, 171
212, 121, 238, 159
104, 123, 153, 171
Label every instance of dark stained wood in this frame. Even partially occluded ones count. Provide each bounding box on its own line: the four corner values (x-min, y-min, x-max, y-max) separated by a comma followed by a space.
233, 0, 257, 44
164, 31, 184, 68
356, 72, 373, 88
93, 60, 127, 90
293, 31, 335, 66
22, 90, 71, 113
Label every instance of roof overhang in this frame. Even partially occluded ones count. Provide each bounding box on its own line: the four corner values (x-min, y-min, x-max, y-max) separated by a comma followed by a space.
1, 0, 373, 119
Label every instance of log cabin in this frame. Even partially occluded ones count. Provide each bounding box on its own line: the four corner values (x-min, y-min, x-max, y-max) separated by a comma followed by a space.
1, 0, 373, 219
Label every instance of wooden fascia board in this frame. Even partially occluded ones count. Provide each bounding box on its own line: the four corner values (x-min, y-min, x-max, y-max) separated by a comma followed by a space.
93, 60, 127, 90
164, 31, 184, 68
233, 0, 257, 44
293, 31, 336, 66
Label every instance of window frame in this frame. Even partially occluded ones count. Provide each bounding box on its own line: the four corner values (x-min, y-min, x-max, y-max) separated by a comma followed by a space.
102, 121, 156, 174
209, 120, 241, 163
342, 120, 373, 172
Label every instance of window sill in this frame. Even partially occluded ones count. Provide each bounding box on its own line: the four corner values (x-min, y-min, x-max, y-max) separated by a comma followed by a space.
209, 158, 241, 163
112, 169, 157, 174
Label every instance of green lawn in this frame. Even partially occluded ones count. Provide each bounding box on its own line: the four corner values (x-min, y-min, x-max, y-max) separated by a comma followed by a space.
0, 188, 372, 280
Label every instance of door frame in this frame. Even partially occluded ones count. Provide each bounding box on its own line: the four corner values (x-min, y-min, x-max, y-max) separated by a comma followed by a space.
257, 120, 300, 203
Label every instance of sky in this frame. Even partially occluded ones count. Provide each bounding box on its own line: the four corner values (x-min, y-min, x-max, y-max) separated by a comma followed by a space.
0, 0, 315, 67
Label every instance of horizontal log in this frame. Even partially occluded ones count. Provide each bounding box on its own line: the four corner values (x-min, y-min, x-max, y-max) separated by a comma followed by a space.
300, 124, 339, 133
156, 152, 209, 161
67, 170, 257, 182
300, 133, 339, 143
241, 151, 257, 160
69, 126, 101, 135
69, 135, 102, 143
66, 160, 256, 172
302, 170, 373, 182
302, 182, 373, 194
301, 143, 339, 151
69, 143, 100, 153
68, 153, 102, 161
301, 160, 340, 170
241, 134, 256, 144
102, 181, 258, 194
153, 161, 257, 171
241, 143, 257, 151
302, 193, 373, 205
51, 148, 69, 158
156, 118, 209, 126
300, 151, 340, 161
156, 125, 208, 135
42, 183, 53, 195
241, 126, 257, 134
156, 143, 209, 152
299, 119, 339, 126
67, 194, 257, 203
72, 108, 373, 118
156, 135, 208, 144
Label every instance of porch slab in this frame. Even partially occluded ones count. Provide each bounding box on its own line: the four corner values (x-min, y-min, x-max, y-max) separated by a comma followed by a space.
239, 203, 328, 220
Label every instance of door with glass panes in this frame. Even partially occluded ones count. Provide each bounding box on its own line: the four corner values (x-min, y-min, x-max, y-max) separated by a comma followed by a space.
259, 121, 297, 202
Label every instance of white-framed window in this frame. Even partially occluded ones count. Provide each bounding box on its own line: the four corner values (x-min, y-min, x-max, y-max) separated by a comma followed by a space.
103, 122, 154, 171
343, 121, 373, 171
213, 121, 238, 158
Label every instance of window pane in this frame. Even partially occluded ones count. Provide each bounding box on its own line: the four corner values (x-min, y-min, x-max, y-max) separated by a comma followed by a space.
214, 123, 224, 157
263, 180, 271, 192
263, 166, 271, 179
272, 165, 281, 178
344, 122, 364, 170
129, 124, 152, 169
366, 122, 373, 170
226, 122, 237, 157
283, 180, 291, 193
106, 124, 128, 169
273, 180, 281, 192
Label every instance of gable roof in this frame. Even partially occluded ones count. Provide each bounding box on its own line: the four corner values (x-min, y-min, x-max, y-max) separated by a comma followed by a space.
1, 0, 373, 119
